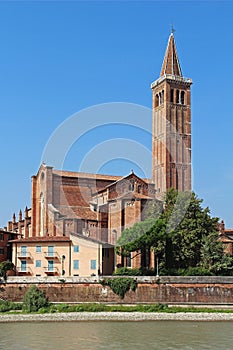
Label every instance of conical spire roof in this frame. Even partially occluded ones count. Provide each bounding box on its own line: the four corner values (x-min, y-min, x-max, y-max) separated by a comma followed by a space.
160, 33, 182, 77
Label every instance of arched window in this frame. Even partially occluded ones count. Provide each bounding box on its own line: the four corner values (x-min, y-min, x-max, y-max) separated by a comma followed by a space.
159, 92, 162, 105
161, 90, 164, 104
155, 94, 159, 107
181, 91, 185, 105
138, 185, 142, 193
129, 182, 134, 191
40, 193, 44, 236
176, 90, 180, 104
171, 89, 174, 103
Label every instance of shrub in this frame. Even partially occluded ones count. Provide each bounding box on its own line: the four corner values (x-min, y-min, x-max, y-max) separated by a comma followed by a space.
114, 267, 158, 276
114, 267, 142, 276
0, 300, 22, 312
22, 285, 49, 312
101, 277, 137, 299
0, 261, 14, 281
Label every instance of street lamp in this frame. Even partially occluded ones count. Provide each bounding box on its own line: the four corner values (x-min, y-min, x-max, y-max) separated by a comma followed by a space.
156, 256, 159, 277
62, 255, 65, 276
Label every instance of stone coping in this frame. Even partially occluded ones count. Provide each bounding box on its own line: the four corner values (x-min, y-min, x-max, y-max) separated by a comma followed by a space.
1, 312, 233, 322
5, 276, 233, 284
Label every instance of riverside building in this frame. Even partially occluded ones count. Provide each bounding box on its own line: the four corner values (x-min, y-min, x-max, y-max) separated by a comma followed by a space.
9, 32, 193, 277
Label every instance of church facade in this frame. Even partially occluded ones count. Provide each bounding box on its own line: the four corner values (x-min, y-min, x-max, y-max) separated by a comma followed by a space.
8, 32, 193, 277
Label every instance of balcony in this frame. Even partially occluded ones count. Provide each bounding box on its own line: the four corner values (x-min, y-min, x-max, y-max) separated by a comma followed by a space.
44, 252, 60, 260
17, 267, 32, 275
44, 267, 59, 275
17, 252, 32, 259
151, 74, 192, 89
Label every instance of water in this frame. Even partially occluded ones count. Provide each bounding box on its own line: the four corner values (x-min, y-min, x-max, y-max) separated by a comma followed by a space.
0, 321, 233, 350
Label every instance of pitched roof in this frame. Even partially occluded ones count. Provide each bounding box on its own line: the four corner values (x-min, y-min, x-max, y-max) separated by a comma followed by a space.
70, 232, 114, 248
160, 33, 182, 77
53, 169, 121, 181
56, 206, 97, 221
93, 172, 151, 195
108, 191, 154, 202
9, 236, 71, 243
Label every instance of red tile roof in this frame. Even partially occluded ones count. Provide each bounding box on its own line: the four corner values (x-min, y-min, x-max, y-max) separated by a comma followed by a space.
9, 236, 71, 243
53, 170, 121, 181
56, 206, 97, 221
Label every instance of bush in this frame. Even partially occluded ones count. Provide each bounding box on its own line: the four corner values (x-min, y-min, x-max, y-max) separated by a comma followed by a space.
0, 300, 22, 312
0, 261, 14, 281
101, 277, 137, 299
114, 267, 142, 276
22, 285, 49, 312
158, 267, 213, 276
114, 267, 157, 276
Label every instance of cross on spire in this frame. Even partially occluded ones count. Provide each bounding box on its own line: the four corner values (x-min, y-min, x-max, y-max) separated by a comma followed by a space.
171, 24, 175, 35
160, 29, 182, 77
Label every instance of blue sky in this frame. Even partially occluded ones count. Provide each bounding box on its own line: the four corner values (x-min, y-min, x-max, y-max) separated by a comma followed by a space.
0, 1, 233, 228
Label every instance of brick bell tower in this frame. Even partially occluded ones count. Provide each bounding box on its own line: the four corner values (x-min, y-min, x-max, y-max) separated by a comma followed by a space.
151, 31, 192, 193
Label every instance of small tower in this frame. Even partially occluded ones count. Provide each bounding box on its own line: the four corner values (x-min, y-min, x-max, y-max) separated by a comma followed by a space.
151, 31, 192, 193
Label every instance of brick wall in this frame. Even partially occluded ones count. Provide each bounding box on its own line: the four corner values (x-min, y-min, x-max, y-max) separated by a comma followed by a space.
2, 276, 233, 304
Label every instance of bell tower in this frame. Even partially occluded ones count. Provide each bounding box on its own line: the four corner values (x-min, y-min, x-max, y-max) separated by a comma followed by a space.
151, 32, 192, 193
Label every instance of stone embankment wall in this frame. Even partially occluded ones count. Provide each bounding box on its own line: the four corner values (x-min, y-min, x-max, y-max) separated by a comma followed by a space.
2, 276, 233, 304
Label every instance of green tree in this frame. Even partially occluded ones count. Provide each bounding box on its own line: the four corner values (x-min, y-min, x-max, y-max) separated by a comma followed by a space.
199, 233, 233, 275
22, 285, 49, 312
0, 261, 14, 281
117, 189, 233, 275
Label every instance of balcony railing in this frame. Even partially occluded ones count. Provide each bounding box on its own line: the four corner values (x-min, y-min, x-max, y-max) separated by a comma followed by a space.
17, 267, 32, 274
44, 252, 60, 259
17, 252, 32, 259
44, 267, 59, 275
151, 74, 192, 88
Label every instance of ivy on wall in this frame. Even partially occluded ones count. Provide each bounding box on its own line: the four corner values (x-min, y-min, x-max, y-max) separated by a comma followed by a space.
100, 277, 137, 299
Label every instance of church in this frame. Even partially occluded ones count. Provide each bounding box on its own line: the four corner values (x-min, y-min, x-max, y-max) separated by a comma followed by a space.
6, 32, 193, 277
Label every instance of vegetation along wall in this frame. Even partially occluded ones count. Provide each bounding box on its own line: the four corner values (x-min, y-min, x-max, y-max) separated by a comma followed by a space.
2, 276, 233, 304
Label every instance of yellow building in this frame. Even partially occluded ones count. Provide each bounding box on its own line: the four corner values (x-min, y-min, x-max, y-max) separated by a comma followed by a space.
11, 234, 114, 277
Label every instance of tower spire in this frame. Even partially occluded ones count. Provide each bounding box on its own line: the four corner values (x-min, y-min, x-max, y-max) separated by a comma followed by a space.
151, 33, 192, 193
160, 32, 182, 77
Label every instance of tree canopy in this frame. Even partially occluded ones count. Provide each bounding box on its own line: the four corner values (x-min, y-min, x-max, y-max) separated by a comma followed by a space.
116, 189, 233, 275
0, 260, 14, 281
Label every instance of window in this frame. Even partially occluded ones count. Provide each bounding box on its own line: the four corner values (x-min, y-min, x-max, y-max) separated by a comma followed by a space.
48, 246, 54, 257
48, 260, 54, 272
73, 245, 79, 253
0, 248, 4, 255
90, 260, 96, 270
0, 234, 4, 241
129, 182, 134, 191
73, 260, 79, 270
21, 260, 27, 272
126, 253, 132, 268
171, 89, 174, 103
21, 246, 27, 257
36, 246, 42, 253
35, 260, 41, 268
138, 185, 142, 193
181, 91, 185, 105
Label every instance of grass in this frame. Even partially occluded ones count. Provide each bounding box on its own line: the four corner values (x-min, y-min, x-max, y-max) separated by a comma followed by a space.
1, 300, 233, 314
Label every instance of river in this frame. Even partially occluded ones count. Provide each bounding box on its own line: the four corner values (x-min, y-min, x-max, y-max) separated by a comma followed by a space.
0, 321, 233, 349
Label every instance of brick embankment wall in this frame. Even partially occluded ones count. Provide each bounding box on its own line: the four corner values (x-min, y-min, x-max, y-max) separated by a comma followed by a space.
2, 276, 233, 304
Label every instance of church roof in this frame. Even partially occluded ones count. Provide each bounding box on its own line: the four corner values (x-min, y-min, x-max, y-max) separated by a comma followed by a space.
160, 32, 182, 77
55, 206, 98, 221
92, 172, 151, 196
53, 169, 121, 182
108, 191, 154, 202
